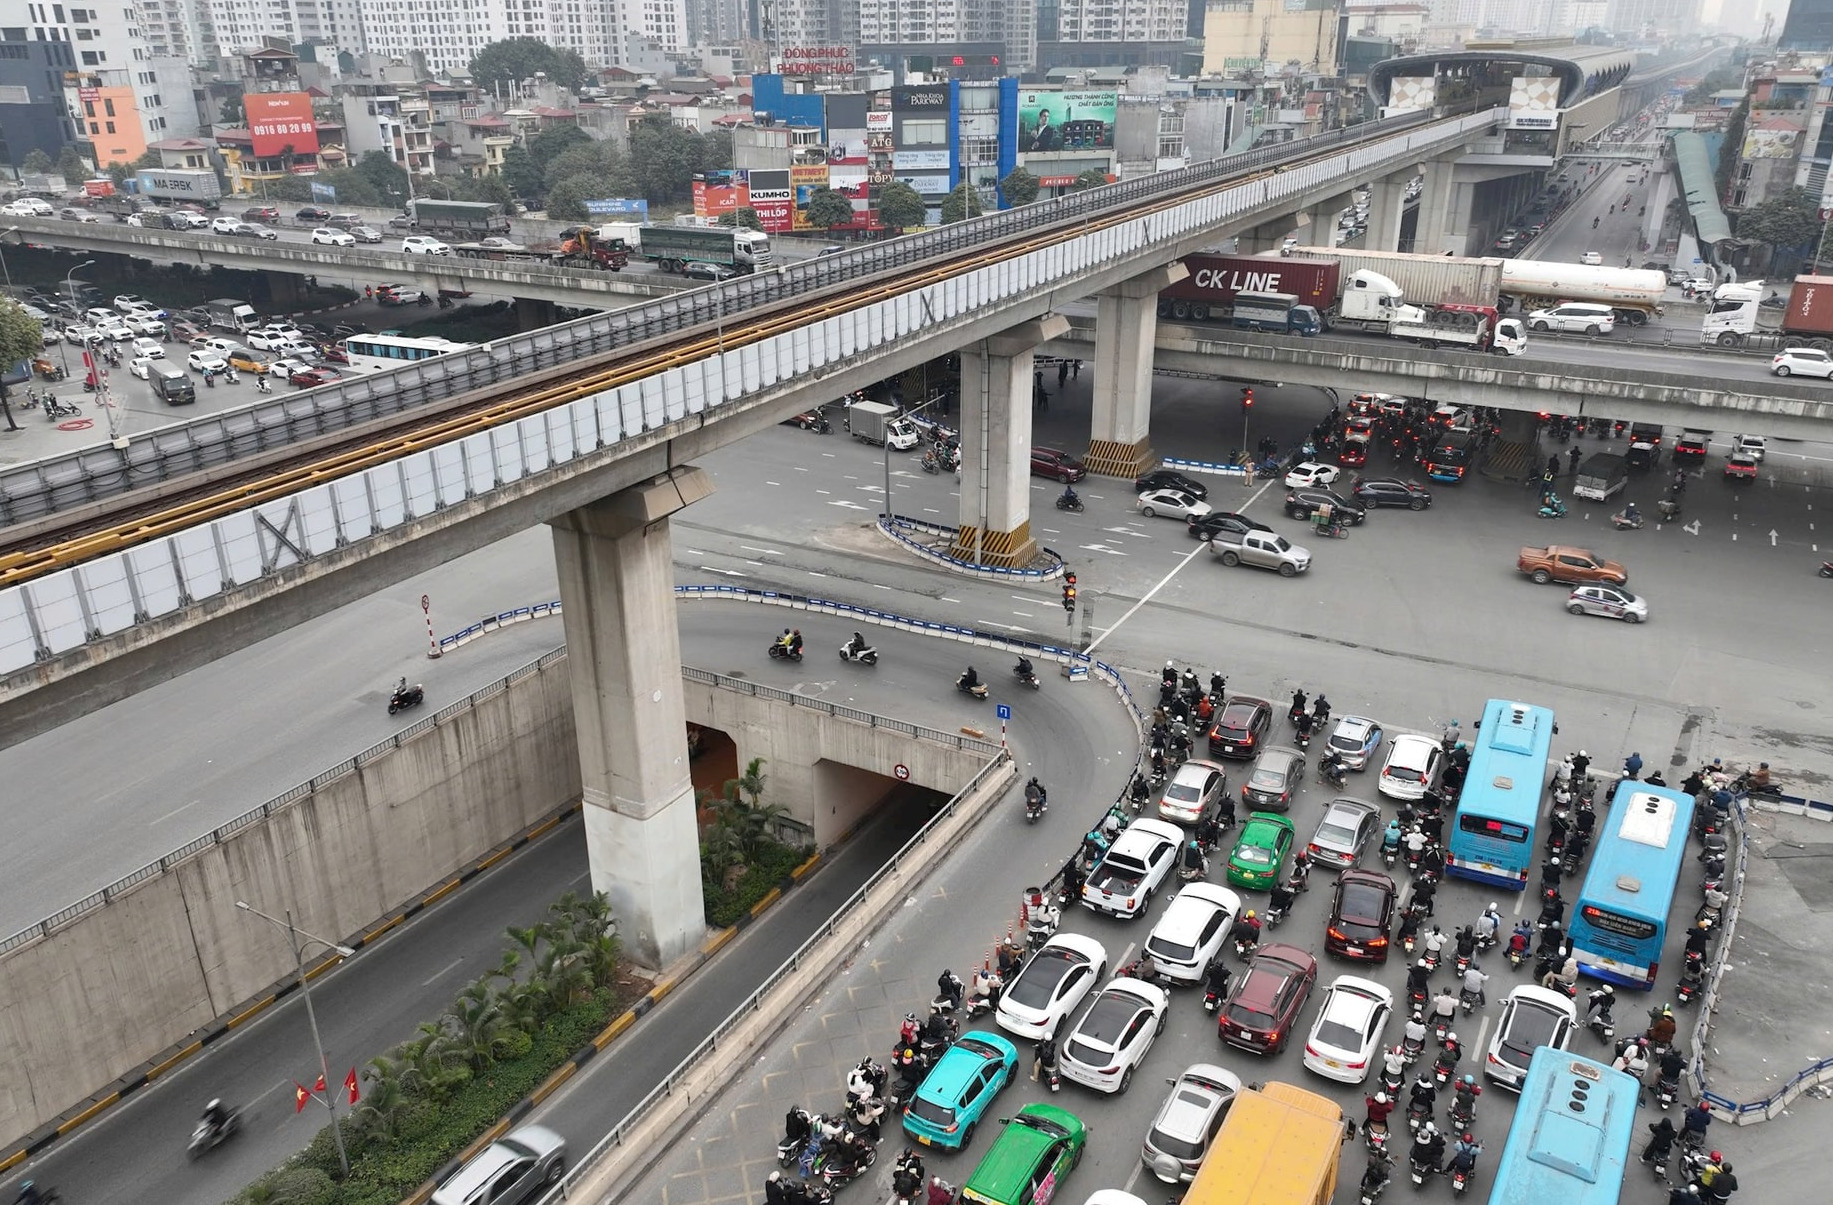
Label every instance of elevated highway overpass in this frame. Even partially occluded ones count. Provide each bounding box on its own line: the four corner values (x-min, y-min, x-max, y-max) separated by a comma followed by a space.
1043, 318, 1833, 440
4, 216, 686, 307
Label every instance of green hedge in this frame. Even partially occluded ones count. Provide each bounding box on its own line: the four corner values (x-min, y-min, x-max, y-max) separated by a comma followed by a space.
232, 990, 620, 1205
702, 839, 810, 928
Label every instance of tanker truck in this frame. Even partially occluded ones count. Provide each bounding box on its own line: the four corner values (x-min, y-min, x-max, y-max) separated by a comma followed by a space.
1291, 246, 1664, 327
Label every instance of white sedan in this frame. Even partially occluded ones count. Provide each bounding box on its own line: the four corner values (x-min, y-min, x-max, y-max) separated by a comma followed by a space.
130, 337, 165, 360
1082, 818, 1184, 918
994, 932, 1108, 1041
311, 227, 356, 246
1137, 488, 1212, 522
124, 314, 167, 337
268, 357, 315, 379
128, 356, 157, 380
1059, 977, 1169, 1094
1301, 975, 1393, 1084
1142, 882, 1241, 984
1284, 462, 1341, 488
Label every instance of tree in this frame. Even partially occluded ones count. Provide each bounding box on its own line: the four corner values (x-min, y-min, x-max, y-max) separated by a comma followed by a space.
542, 174, 598, 221
500, 143, 544, 201
56, 145, 87, 184
703, 127, 734, 171
468, 38, 587, 93
804, 186, 854, 230
0, 300, 42, 432
527, 124, 592, 172
999, 167, 1040, 208
940, 182, 983, 224
1069, 168, 1111, 192
351, 150, 408, 206
875, 180, 928, 231
1737, 186, 1824, 273
21, 148, 54, 174
718, 206, 762, 230
457, 172, 514, 206
628, 114, 710, 204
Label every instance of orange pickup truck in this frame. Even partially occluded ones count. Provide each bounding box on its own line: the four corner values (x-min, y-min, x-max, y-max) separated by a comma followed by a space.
1517, 545, 1627, 586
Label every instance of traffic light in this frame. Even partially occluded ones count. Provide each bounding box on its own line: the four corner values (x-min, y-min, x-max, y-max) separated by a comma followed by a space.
1062, 573, 1078, 614
1241, 386, 1255, 411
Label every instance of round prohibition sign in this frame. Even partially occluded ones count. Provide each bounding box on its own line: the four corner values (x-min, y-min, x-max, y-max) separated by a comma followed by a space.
893, 764, 910, 781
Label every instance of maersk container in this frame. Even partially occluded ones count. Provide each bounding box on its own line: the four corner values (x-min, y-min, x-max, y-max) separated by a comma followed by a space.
1158, 254, 1339, 321
1784, 275, 1833, 337
1287, 246, 1504, 308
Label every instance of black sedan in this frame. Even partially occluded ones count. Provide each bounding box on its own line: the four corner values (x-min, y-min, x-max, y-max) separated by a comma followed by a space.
1136, 469, 1209, 500
1351, 477, 1433, 511
1284, 488, 1367, 526
1187, 511, 1273, 542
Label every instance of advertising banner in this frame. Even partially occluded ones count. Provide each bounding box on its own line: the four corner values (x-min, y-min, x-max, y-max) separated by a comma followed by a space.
791, 164, 830, 230
585, 198, 650, 217
748, 167, 793, 232
897, 174, 952, 196
1016, 89, 1117, 152
893, 149, 950, 171
692, 173, 744, 219
310, 181, 337, 202
781, 45, 854, 75
892, 85, 950, 114
247, 91, 320, 157
1506, 77, 1559, 130
1742, 121, 1802, 160
1386, 75, 1437, 113
866, 111, 893, 132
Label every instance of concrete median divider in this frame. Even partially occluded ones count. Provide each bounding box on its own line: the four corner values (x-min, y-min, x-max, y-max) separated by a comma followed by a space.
534, 750, 1016, 1205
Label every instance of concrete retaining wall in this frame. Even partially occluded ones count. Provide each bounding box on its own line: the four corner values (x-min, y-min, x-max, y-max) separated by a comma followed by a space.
0, 662, 580, 1144
681, 680, 991, 846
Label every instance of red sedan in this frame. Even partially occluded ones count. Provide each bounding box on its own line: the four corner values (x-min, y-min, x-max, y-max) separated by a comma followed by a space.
288, 368, 331, 387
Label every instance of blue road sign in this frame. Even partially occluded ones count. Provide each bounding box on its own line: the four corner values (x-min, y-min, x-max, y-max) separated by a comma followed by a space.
996, 703, 1012, 720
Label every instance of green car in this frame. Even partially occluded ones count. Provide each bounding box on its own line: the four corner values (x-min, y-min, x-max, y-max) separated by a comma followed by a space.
1227, 811, 1295, 890
958, 1102, 1088, 1205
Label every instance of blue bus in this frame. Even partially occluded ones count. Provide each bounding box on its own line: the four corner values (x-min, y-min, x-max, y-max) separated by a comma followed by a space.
1568, 780, 1696, 989
1486, 1048, 1638, 1205
1447, 699, 1555, 891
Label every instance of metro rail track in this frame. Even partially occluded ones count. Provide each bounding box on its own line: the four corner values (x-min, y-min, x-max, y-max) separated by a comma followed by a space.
0, 113, 1451, 593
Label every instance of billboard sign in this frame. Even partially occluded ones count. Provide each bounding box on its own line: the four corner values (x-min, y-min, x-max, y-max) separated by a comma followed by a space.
247, 91, 320, 158
1016, 89, 1117, 153
1506, 77, 1559, 130
748, 167, 793, 232
781, 45, 854, 75
692, 172, 743, 219
310, 181, 336, 202
897, 174, 952, 196
585, 198, 650, 217
866, 111, 893, 132
1386, 75, 1437, 112
893, 149, 950, 171
791, 164, 830, 230
1742, 122, 1802, 160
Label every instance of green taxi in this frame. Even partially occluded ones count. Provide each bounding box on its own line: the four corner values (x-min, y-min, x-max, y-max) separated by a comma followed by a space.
1226, 811, 1295, 890
957, 1102, 1088, 1205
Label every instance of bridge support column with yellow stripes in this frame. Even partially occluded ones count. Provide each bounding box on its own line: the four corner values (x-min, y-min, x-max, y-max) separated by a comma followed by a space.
1084, 263, 1188, 481
950, 316, 1070, 569
549, 467, 714, 968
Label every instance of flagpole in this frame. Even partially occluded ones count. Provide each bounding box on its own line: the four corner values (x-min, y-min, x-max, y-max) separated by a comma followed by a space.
237, 900, 354, 1178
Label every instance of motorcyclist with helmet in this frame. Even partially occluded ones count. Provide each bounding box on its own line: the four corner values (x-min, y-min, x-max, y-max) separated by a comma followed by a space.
844, 631, 871, 659
1024, 778, 1047, 815
1231, 909, 1262, 953
1410, 1122, 1447, 1175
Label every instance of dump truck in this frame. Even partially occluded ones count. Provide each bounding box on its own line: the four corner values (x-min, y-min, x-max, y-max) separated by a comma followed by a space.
639, 224, 772, 274
402, 199, 511, 236
847, 401, 919, 450
136, 168, 223, 208
1700, 275, 1833, 349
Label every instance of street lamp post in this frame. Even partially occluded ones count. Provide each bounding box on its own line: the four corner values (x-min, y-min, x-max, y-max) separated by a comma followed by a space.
235, 900, 355, 1178
882, 392, 950, 523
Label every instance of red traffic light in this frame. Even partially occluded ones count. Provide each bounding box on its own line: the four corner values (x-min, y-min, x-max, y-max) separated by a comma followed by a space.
1241, 387, 1255, 408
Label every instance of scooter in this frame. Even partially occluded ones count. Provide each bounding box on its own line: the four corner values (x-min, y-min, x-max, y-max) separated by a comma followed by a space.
1610, 511, 1644, 530
777, 1107, 818, 1167
1013, 659, 1041, 690
1054, 492, 1085, 513
838, 641, 879, 666
1654, 1075, 1678, 1110
1025, 792, 1046, 824
187, 1108, 240, 1159
387, 678, 424, 715
1538, 497, 1568, 519
1587, 1012, 1614, 1043
768, 641, 803, 662
956, 675, 989, 700
1821, 561, 1833, 578
1409, 1156, 1437, 1189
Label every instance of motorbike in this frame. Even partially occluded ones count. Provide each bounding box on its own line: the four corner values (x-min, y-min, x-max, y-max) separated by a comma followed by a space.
821, 1138, 876, 1189
1538, 498, 1568, 519
1039, 1046, 1061, 1092
921, 451, 941, 474
1821, 561, 1833, 578
1610, 511, 1644, 530
768, 642, 804, 662
1383, 842, 1399, 870
778, 1107, 818, 1167
1409, 1155, 1438, 1189
1657, 498, 1682, 521
1655, 1075, 1678, 1110
1450, 1160, 1477, 1195
1402, 1031, 1426, 1066
41, 396, 82, 419
1587, 1012, 1615, 1043
1433, 1044, 1461, 1087
1676, 970, 1704, 1006
188, 1109, 240, 1159
1458, 987, 1481, 1016
838, 641, 879, 667
1361, 1155, 1393, 1205
1054, 492, 1085, 513
1319, 761, 1350, 790
1025, 791, 1046, 824
956, 674, 989, 700
387, 679, 424, 715
1014, 659, 1041, 690
1454, 951, 1471, 976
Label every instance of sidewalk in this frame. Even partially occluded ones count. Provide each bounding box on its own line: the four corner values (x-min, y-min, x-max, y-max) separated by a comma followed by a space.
1700, 806, 1833, 1107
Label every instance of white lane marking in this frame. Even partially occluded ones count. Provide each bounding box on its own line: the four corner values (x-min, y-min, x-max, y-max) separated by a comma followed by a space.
740, 545, 783, 556
152, 801, 198, 825
422, 957, 464, 986
940, 597, 962, 603
1080, 544, 1129, 556
684, 548, 707, 556
1083, 540, 1209, 655
828, 500, 870, 510
699, 566, 746, 578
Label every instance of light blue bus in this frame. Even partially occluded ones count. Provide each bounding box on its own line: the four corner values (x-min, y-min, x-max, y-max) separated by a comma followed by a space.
1568, 780, 1696, 989
1485, 1048, 1638, 1205
1447, 699, 1555, 891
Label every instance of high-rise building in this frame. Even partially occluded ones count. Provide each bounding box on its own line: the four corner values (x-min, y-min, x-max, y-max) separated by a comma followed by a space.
1038, 0, 1188, 69
354, 0, 681, 75
206, 0, 366, 58
1604, 0, 1701, 36
1781, 0, 1833, 51
856, 0, 1036, 72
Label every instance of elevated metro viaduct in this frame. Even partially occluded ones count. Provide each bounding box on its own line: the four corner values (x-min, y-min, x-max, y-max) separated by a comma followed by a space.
0, 108, 1534, 970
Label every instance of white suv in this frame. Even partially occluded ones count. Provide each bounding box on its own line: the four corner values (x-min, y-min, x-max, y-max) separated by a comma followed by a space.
401, 235, 451, 255
1526, 302, 1616, 336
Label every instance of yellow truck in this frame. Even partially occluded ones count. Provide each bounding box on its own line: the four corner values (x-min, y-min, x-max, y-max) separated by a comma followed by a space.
1184, 1081, 1346, 1205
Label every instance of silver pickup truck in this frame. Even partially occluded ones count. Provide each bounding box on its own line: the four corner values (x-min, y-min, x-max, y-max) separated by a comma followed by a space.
1210, 529, 1312, 576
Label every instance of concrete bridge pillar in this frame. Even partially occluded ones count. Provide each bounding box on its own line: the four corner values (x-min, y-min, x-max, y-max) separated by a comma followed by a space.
549, 466, 715, 967
516, 296, 559, 330
264, 271, 303, 309
1303, 198, 1347, 250
1085, 263, 1187, 479
1235, 221, 1293, 254
1364, 169, 1414, 253
1413, 158, 1459, 257
951, 315, 1070, 567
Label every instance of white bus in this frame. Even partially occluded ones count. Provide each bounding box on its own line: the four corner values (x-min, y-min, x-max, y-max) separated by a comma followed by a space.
340, 333, 478, 374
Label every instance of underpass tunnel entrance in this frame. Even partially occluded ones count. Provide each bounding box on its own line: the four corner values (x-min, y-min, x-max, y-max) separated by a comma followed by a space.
813, 761, 951, 848
687, 721, 739, 807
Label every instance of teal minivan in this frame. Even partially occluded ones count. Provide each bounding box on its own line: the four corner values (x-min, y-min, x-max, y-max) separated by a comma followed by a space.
900, 1031, 1017, 1150
957, 1103, 1088, 1205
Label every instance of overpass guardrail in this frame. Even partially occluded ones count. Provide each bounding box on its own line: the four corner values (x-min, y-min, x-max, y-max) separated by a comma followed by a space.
0, 108, 1496, 531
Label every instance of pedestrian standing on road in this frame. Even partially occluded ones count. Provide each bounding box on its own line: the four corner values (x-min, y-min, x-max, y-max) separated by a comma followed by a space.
1570, 446, 1582, 474
1072, 359, 1082, 379
1057, 360, 1068, 390
1547, 456, 1560, 478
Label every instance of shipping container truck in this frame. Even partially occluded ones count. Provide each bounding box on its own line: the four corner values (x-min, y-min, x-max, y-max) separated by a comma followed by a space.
1158, 254, 1341, 321
1298, 245, 1663, 326
136, 168, 223, 208
1699, 275, 1833, 349
639, 224, 772, 274
403, 199, 511, 236
1288, 245, 1506, 308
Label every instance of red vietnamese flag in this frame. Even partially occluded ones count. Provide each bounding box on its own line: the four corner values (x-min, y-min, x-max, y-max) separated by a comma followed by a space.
345, 1067, 360, 1105
294, 1082, 310, 1113
314, 1073, 327, 1093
